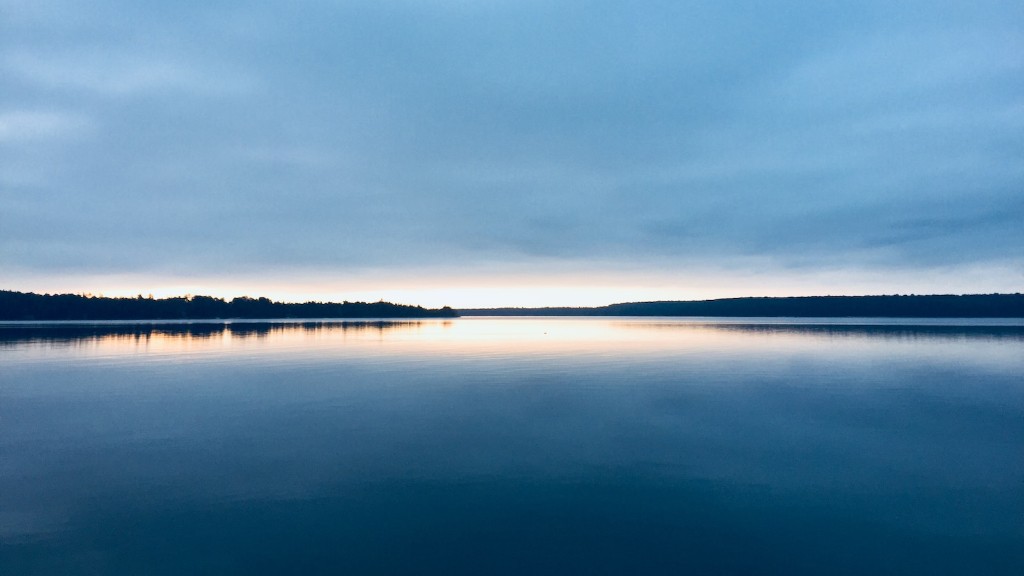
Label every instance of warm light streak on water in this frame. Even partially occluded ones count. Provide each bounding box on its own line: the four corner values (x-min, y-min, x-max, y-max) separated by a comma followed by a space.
4, 317, 1023, 366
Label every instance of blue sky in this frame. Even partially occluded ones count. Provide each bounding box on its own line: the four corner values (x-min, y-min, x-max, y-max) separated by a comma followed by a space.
2, 1, 1022, 306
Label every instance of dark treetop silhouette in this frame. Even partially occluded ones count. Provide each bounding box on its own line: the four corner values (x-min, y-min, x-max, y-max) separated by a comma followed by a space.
0, 290, 458, 321
4, 291, 1023, 321
460, 294, 1024, 318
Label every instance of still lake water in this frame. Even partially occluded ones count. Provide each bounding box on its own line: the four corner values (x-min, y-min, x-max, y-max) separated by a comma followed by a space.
1, 317, 1022, 575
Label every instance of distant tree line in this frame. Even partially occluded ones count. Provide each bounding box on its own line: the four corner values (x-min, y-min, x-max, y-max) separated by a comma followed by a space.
0, 290, 458, 320
461, 294, 1024, 318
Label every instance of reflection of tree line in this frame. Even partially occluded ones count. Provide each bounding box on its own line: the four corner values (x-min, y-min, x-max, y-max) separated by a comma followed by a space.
0, 321, 432, 346
621, 322, 1024, 341
0, 290, 457, 321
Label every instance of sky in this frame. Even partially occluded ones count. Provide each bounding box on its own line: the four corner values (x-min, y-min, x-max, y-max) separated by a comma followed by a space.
1, 1, 1022, 308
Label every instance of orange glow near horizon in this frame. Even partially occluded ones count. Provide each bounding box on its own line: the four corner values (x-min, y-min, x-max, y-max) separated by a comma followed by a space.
6, 262, 1021, 309
5, 282, 783, 309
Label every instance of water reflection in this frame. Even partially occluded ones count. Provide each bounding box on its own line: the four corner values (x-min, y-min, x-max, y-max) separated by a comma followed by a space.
618, 320, 1024, 342
1, 318, 1022, 574
4, 317, 1022, 346
0, 320, 432, 346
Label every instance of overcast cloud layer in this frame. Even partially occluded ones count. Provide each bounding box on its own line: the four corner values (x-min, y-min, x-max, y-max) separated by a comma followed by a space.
2, 1, 1022, 304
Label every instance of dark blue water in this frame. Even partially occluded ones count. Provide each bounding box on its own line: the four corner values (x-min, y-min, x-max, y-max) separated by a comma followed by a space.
2, 318, 1022, 575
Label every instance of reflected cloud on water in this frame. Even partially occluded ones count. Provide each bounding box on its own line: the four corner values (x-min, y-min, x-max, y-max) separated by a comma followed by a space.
1, 317, 1022, 574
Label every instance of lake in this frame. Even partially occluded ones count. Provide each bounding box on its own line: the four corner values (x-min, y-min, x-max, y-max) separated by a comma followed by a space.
1, 317, 1022, 575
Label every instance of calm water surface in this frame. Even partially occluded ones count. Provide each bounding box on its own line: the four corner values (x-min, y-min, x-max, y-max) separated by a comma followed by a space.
2, 317, 1022, 575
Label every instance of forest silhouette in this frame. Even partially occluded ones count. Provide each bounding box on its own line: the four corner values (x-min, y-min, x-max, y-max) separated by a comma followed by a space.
461, 294, 1024, 318
3, 290, 1023, 320
0, 290, 457, 321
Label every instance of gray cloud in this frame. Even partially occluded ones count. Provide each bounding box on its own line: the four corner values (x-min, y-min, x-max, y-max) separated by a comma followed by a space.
1, 0, 1022, 296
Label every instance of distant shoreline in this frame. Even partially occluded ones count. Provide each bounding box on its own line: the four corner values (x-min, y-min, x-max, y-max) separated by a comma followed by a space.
3, 290, 1023, 320
0, 290, 458, 321
460, 294, 1024, 318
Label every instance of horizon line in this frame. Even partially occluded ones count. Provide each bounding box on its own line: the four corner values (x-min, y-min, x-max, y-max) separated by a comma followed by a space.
4, 288, 1022, 310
